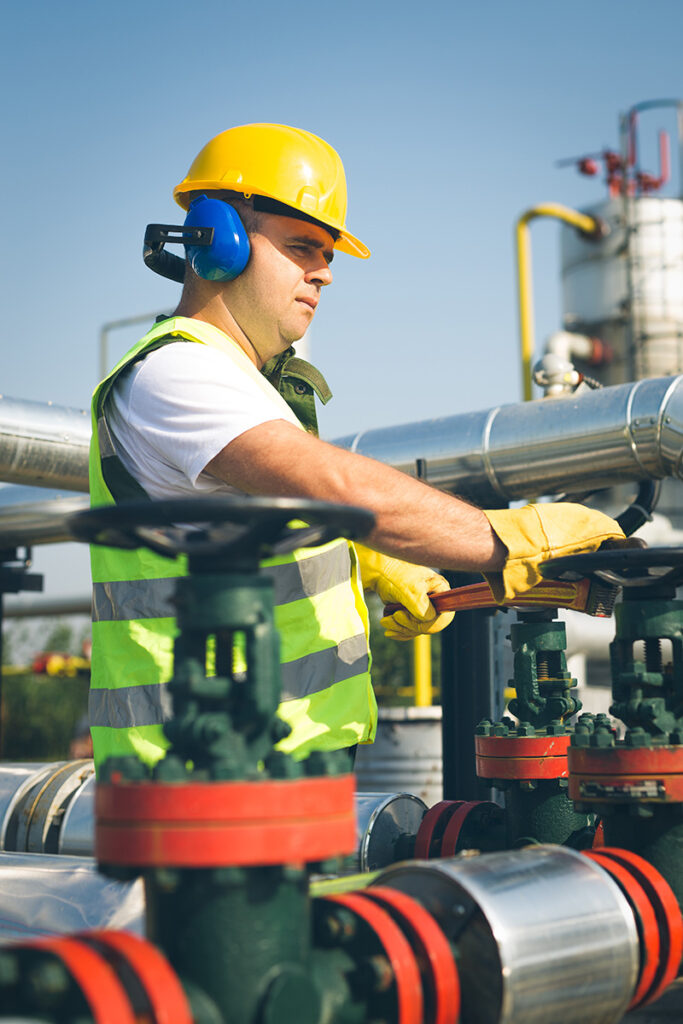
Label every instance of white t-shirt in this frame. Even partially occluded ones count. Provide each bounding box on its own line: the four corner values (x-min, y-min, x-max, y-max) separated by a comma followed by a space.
106, 341, 301, 498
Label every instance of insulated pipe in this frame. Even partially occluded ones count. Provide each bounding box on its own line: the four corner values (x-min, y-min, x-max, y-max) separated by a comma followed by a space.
2, 375, 683, 546
0, 486, 89, 546
0, 762, 428, 871
0, 396, 90, 491
516, 203, 602, 401
377, 846, 639, 1024
336, 374, 683, 505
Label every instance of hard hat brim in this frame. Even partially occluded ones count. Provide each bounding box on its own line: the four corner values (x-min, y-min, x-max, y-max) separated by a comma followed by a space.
336, 229, 370, 260
174, 182, 369, 260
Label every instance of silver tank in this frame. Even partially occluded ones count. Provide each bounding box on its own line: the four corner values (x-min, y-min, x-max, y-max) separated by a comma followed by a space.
561, 197, 683, 385
376, 845, 639, 1024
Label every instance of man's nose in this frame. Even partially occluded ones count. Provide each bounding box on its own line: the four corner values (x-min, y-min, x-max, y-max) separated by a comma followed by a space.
307, 262, 333, 287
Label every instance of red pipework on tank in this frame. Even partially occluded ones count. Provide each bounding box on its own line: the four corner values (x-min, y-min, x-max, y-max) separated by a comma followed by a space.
558, 100, 681, 198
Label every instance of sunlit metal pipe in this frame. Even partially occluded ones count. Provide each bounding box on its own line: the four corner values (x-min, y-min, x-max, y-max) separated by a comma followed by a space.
0, 486, 88, 545
0, 396, 90, 491
1, 376, 683, 549
335, 375, 683, 505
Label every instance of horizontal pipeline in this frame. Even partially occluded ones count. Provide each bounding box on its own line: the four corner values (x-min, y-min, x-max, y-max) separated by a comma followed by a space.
0, 396, 90, 491
0, 375, 682, 547
335, 375, 683, 504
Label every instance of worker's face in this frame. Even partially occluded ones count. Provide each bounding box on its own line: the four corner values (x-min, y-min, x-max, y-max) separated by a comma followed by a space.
224, 212, 334, 365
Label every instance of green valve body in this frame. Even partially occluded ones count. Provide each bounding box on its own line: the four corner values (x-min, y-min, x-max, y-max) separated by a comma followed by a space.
571, 586, 683, 905
477, 611, 592, 848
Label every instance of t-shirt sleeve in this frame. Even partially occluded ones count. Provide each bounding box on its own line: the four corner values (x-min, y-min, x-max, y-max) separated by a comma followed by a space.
107, 342, 299, 488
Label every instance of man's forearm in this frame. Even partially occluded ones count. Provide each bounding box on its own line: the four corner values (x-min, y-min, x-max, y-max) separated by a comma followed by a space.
206, 420, 507, 571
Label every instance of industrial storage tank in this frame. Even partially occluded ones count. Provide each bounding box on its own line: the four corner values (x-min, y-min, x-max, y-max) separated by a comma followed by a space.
561, 195, 683, 384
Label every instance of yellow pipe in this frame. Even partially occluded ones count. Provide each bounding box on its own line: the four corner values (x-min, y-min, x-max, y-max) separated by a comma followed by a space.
413, 634, 432, 706
516, 203, 599, 401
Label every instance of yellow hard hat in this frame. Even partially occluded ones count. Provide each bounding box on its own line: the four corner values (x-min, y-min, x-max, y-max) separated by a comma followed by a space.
173, 123, 369, 259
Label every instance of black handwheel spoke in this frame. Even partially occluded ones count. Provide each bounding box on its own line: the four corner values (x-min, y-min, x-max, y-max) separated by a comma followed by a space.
68, 496, 375, 567
540, 547, 683, 591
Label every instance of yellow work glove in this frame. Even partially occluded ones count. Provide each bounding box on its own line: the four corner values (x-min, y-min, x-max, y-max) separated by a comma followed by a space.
355, 543, 455, 641
482, 503, 625, 603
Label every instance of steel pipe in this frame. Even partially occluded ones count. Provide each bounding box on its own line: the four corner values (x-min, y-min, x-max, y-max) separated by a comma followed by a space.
0, 485, 88, 546
0, 763, 427, 872
376, 845, 639, 1024
1, 376, 683, 550
0, 852, 143, 942
0, 396, 90, 491
336, 374, 683, 504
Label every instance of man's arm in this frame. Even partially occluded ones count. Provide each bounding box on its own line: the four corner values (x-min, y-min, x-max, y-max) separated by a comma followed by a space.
205, 418, 507, 572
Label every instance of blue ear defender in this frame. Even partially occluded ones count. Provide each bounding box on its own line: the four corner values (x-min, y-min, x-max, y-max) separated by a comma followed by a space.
183, 195, 251, 281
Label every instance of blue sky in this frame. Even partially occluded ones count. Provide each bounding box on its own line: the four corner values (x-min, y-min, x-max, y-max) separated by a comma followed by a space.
1, 0, 682, 597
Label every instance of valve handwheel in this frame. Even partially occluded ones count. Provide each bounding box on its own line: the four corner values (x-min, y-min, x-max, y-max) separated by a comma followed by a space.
540, 546, 683, 591
69, 496, 375, 566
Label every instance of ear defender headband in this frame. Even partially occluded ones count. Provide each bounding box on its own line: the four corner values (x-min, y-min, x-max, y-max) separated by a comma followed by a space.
143, 196, 251, 283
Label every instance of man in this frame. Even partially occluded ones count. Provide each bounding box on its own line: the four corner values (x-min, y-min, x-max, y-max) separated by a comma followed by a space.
88, 123, 624, 772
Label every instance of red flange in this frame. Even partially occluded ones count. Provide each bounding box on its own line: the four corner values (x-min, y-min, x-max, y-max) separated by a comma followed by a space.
80, 931, 192, 1024
96, 775, 356, 866
26, 936, 137, 1024
476, 733, 569, 780
584, 851, 660, 1008
414, 802, 465, 859
594, 848, 683, 1006
570, 745, 683, 775
569, 745, 683, 803
321, 891, 424, 1024
365, 886, 460, 1024
475, 734, 571, 758
439, 801, 503, 857
476, 753, 568, 780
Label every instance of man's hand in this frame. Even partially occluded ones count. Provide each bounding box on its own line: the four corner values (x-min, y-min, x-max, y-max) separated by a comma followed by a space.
355, 543, 455, 640
482, 503, 626, 603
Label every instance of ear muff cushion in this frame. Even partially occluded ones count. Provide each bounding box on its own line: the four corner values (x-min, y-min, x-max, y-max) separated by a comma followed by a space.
184, 196, 251, 281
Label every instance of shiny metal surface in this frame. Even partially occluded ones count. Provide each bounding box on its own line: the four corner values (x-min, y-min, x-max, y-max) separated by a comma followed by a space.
3, 594, 91, 618
0, 485, 88, 546
0, 762, 95, 854
0, 767, 426, 865
0, 765, 53, 850
376, 845, 638, 1024
335, 374, 683, 503
0, 852, 143, 942
22, 761, 94, 854
0, 397, 89, 491
0, 377, 682, 520
58, 772, 95, 855
355, 792, 427, 871
562, 198, 683, 386
355, 707, 443, 806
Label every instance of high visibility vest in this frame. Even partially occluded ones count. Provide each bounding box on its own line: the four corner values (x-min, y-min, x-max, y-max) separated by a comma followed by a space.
89, 316, 376, 771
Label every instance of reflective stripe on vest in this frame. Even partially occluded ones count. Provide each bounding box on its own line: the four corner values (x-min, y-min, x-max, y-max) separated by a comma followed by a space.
92, 541, 351, 623
89, 630, 370, 730
89, 681, 173, 728
88, 316, 376, 768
